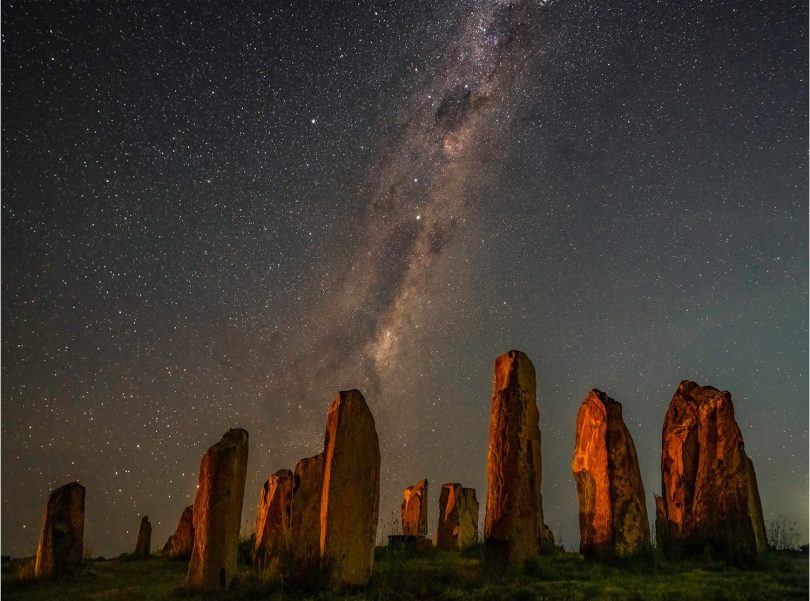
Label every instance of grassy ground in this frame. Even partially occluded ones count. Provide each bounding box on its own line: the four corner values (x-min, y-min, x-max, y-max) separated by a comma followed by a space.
3, 548, 807, 601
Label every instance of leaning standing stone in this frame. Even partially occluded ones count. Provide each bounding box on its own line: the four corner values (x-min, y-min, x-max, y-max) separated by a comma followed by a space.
186, 428, 249, 591
134, 515, 152, 557
163, 505, 194, 558
34, 482, 85, 577
484, 350, 544, 565
320, 390, 380, 588
254, 469, 294, 577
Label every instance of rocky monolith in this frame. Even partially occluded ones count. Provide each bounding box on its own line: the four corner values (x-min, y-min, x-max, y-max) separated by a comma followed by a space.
572, 389, 650, 557
657, 381, 766, 563
163, 505, 194, 558
485, 350, 544, 564
254, 469, 294, 576
436, 483, 479, 550
320, 390, 380, 588
134, 515, 152, 557
401, 479, 428, 537
290, 453, 324, 572
34, 482, 85, 577
186, 428, 249, 591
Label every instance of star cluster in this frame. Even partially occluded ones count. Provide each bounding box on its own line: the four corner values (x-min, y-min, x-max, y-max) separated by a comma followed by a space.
2, 0, 807, 557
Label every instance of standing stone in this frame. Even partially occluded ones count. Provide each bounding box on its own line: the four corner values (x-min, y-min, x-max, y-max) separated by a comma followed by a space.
320, 390, 380, 588
658, 381, 766, 562
745, 457, 768, 554
436, 483, 479, 550
571, 389, 650, 557
290, 453, 324, 572
186, 428, 249, 591
485, 350, 544, 564
163, 505, 194, 558
134, 515, 152, 557
254, 469, 294, 576
401, 479, 428, 537
34, 482, 85, 577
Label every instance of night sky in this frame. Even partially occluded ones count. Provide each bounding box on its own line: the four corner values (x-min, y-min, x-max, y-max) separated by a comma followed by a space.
2, 1, 807, 558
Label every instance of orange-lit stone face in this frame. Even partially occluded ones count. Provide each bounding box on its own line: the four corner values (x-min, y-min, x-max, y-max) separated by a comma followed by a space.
485, 350, 544, 565
254, 469, 294, 576
572, 391, 612, 553
436, 483, 478, 550
572, 389, 649, 557
289, 453, 324, 573
658, 381, 766, 562
401, 479, 428, 537
186, 428, 249, 592
162, 505, 194, 559
319, 390, 380, 589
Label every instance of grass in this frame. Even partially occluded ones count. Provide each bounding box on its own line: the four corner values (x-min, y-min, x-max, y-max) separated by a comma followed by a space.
2, 549, 807, 601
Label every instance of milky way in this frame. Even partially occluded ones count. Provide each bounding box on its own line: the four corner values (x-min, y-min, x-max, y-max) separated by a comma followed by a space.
307, 1, 543, 394
2, 1, 807, 557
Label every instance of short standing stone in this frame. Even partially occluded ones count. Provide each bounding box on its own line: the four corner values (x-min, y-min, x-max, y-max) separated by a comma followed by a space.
401, 479, 428, 537
484, 350, 545, 564
134, 515, 152, 557
186, 428, 249, 591
290, 453, 324, 572
572, 389, 650, 557
320, 390, 380, 588
436, 483, 479, 550
34, 482, 85, 577
254, 469, 294, 576
658, 381, 766, 562
163, 505, 194, 558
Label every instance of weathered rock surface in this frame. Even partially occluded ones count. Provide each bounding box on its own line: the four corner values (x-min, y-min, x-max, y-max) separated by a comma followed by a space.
658, 381, 766, 562
186, 428, 249, 591
436, 483, 479, 550
34, 482, 85, 577
572, 389, 650, 557
290, 453, 324, 571
134, 515, 152, 557
254, 469, 294, 576
320, 390, 380, 588
401, 479, 428, 537
484, 350, 544, 564
745, 457, 768, 553
163, 505, 194, 558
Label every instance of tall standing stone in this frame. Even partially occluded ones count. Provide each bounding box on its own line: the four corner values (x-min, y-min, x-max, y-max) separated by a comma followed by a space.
657, 381, 766, 562
254, 469, 294, 576
436, 483, 479, 550
572, 389, 650, 557
320, 390, 380, 588
163, 505, 194, 558
134, 515, 152, 557
290, 453, 324, 572
485, 350, 544, 564
401, 479, 428, 537
34, 482, 85, 577
186, 428, 249, 591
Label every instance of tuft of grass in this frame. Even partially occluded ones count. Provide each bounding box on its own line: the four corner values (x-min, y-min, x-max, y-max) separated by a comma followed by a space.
767, 516, 800, 551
